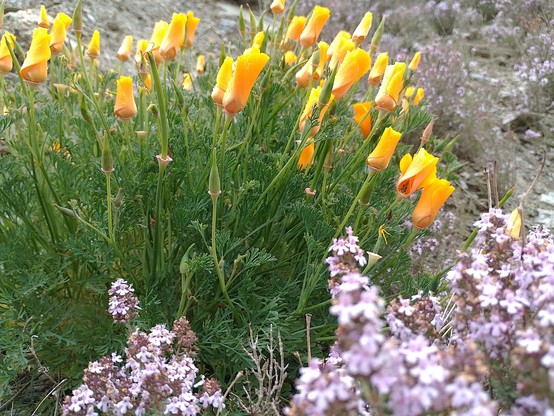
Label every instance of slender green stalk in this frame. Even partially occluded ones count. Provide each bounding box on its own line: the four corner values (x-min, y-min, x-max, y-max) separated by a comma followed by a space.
106, 173, 114, 244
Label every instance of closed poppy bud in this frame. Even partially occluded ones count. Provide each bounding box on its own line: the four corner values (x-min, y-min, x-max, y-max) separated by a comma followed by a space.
211, 56, 233, 106
405, 86, 415, 98
20, 27, 51, 84
298, 138, 314, 170
222, 50, 269, 115
114, 75, 137, 120
328, 36, 355, 69
134, 39, 149, 67
196, 54, 205, 74
366, 126, 402, 171
299, 5, 330, 48
295, 59, 312, 87
270, 0, 285, 14
0, 32, 16, 75
352, 12, 372, 45
49, 13, 72, 55
87, 30, 101, 60
182, 72, 193, 90
412, 178, 454, 229
284, 51, 297, 65
72, 0, 83, 34
185, 11, 200, 48
397, 148, 439, 197
352, 101, 372, 138
375, 62, 405, 111
327, 30, 350, 59
160, 13, 187, 61
149, 21, 169, 64
413, 88, 424, 105
285, 16, 306, 42
408, 51, 421, 71
332, 48, 371, 99
116, 35, 133, 61
367, 52, 388, 85
38, 5, 50, 29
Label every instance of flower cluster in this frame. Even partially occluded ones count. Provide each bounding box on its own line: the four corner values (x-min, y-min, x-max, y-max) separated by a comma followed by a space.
108, 278, 141, 324
62, 316, 223, 415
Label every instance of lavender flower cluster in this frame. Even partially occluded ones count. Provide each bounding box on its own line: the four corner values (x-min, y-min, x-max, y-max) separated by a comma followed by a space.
63, 279, 222, 416
290, 213, 554, 414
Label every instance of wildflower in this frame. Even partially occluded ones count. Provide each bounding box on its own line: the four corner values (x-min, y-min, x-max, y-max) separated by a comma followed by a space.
298, 138, 314, 170
116, 35, 133, 61
352, 101, 372, 138
182, 73, 193, 91
405, 87, 415, 98
184, 11, 200, 48
148, 20, 169, 64
366, 127, 402, 171
211, 56, 233, 107
299, 85, 334, 135
134, 39, 149, 67
49, 13, 72, 55
196, 54, 205, 74
332, 48, 371, 99
413, 87, 425, 105
114, 76, 137, 120
352, 12, 373, 45
295, 41, 328, 87
270, 0, 285, 14
327, 30, 350, 59
0, 32, 16, 75
299, 5, 330, 48
412, 179, 455, 229
38, 4, 50, 29
285, 16, 306, 42
397, 149, 438, 197
375, 62, 406, 111
284, 51, 297, 66
328, 36, 355, 70
160, 13, 187, 61
409, 51, 421, 71
222, 50, 269, 116
86, 30, 101, 60
20, 28, 51, 84
367, 51, 388, 85
108, 278, 140, 324
245, 31, 264, 54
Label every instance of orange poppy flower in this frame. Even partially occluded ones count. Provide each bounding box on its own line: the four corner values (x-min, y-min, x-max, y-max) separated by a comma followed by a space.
270, 0, 285, 14
375, 62, 406, 111
160, 13, 187, 61
49, 13, 72, 55
211, 56, 233, 107
332, 48, 371, 99
299, 6, 330, 48
298, 138, 315, 170
20, 28, 51, 84
196, 54, 205, 74
185, 11, 200, 48
38, 5, 50, 29
412, 178, 454, 229
366, 127, 402, 171
408, 51, 421, 71
148, 21, 169, 64
0, 32, 16, 75
299, 85, 334, 135
397, 148, 439, 197
367, 52, 388, 85
285, 16, 306, 42
114, 76, 137, 120
87, 30, 101, 60
352, 12, 373, 44
352, 101, 372, 138
116, 35, 133, 61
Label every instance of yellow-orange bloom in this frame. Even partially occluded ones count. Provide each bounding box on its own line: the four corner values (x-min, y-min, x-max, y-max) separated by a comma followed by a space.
332, 48, 371, 99
296, 41, 328, 86
87, 30, 101, 59
412, 178, 454, 229
196, 54, 205, 74
507, 208, 522, 238
141, 73, 152, 91
0, 32, 16, 75
413, 88, 424, 105
299, 85, 334, 135
375, 62, 406, 111
285, 16, 306, 41
39, 5, 50, 29
160, 13, 187, 61
49, 13, 72, 55
352, 12, 373, 44
134, 39, 149, 66
298, 138, 314, 170
182, 73, 193, 91
270, 0, 285, 14
408, 51, 421, 71
367, 52, 388, 85
20, 28, 51, 84
149, 21, 169, 64
327, 30, 350, 58
211, 56, 233, 106
116, 35, 133, 61
366, 126, 402, 171
185, 11, 200, 48
328, 36, 355, 69
245, 31, 265, 54
114, 76, 137, 120
222, 50, 270, 115
405, 86, 415, 98
352, 101, 372, 138
284, 51, 297, 65
397, 148, 439, 197
299, 6, 330, 48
